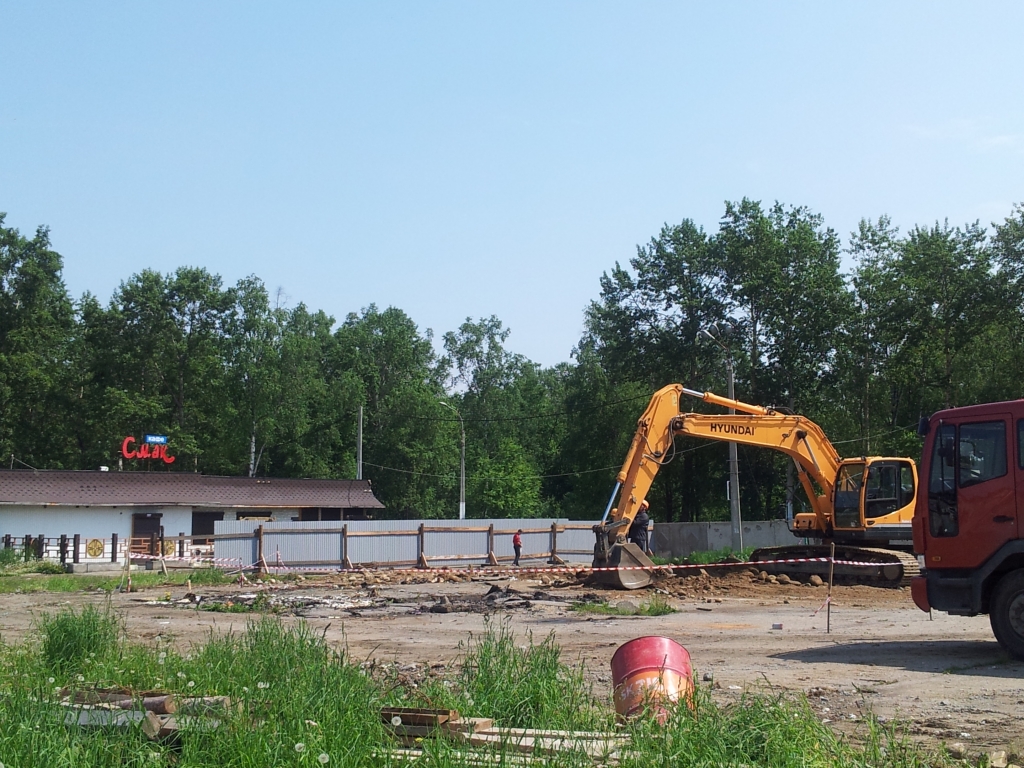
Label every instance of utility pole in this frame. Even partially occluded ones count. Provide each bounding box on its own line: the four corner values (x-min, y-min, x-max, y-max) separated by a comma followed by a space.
357, 406, 363, 480
725, 356, 743, 551
439, 400, 466, 520
699, 321, 743, 552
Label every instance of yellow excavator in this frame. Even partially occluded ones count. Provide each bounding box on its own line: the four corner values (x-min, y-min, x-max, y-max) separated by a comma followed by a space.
592, 384, 920, 589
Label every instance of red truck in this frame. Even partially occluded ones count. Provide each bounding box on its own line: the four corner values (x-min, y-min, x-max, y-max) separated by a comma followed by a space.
913, 400, 1024, 660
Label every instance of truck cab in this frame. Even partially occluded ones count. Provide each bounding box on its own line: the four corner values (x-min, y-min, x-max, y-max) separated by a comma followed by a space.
913, 400, 1024, 659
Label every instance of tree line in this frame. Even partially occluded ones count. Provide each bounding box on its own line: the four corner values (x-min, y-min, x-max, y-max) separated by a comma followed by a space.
2, 200, 1023, 522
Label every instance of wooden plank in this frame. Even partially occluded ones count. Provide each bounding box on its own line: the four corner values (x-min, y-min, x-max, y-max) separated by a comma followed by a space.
381, 706, 457, 726
456, 731, 621, 759
373, 748, 541, 767
176, 696, 239, 715
442, 717, 493, 734
486, 728, 626, 742
142, 712, 222, 742
65, 691, 178, 714
63, 708, 147, 729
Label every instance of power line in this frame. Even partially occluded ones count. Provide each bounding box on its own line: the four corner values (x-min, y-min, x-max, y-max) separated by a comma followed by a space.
361, 461, 621, 481
361, 443, 716, 482
409, 392, 652, 423
830, 424, 915, 446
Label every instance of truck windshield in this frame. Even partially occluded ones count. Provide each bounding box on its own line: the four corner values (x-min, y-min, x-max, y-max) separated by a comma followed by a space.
834, 463, 864, 529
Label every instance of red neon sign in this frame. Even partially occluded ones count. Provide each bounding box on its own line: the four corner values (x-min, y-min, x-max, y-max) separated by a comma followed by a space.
121, 437, 176, 464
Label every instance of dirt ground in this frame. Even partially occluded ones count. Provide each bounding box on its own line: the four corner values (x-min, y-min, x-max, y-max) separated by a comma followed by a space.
2, 566, 1022, 760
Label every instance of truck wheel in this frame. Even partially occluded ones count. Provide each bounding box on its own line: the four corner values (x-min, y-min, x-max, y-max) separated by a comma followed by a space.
990, 570, 1024, 661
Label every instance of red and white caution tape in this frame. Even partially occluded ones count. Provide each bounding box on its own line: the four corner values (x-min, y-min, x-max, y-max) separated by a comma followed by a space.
128, 552, 244, 567
249, 555, 901, 575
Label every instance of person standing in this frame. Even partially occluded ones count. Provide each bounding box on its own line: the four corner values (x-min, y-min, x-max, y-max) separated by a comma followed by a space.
513, 529, 523, 566
629, 500, 651, 555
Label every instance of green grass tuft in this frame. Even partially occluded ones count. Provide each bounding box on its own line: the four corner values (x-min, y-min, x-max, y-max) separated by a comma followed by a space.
570, 594, 677, 616
37, 602, 121, 675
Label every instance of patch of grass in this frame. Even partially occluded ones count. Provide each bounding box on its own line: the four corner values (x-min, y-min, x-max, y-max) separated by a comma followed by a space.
570, 594, 677, 616
0, 567, 232, 593
198, 591, 275, 613
0, 610, 964, 768
393, 616, 609, 732
638, 594, 675, 615
0, 546, 24, 566
38, 602, 121, 675
651, 545, 755, 566
0, 545, 69, 576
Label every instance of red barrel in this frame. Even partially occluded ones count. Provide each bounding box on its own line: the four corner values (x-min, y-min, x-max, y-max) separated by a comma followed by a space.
610, 636, 692, 722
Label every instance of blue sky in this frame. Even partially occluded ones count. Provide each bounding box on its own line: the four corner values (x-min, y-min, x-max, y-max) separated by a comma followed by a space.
2, 2, 1021, 367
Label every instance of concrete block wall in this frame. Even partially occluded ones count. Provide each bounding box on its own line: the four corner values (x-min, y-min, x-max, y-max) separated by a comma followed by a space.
652, 519, 794, 559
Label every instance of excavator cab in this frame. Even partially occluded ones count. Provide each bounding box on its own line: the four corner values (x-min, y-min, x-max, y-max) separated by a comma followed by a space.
830, 458, 917, 541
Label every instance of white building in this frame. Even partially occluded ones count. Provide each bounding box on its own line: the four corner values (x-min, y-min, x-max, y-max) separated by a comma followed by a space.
0, 469, 384, 564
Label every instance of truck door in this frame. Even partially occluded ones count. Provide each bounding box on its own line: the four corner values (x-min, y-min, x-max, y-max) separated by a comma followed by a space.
925, 416, 1016, 570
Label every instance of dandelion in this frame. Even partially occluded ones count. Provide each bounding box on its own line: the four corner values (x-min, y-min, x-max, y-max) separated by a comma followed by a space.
158, 652, 167, 659
318, 754, 330, 764
157, 659, 165, 665
76, 674, 85, 682
242, 686, 250, 693
257, 681, 269, 690
294, 743, 306, 753
187, 681, 195, 688
47, 677, 55, 684
177, 671, 187, 679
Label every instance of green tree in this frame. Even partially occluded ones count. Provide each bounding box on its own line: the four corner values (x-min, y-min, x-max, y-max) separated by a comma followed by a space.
336, 306, 455, 517
0, 215, 75, 468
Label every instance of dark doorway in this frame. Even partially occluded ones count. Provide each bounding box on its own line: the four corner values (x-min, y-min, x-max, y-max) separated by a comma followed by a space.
131, 513, 162, 553
191, 511, 224, 544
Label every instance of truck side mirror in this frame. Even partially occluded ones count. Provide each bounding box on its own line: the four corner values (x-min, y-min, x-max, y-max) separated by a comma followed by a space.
917, 416, 930, 436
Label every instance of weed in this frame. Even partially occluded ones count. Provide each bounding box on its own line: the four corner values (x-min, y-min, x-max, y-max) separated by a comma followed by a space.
0, 546, 21, 567
37, 602, 121, 675
639, 593, 675, 615
0, 567, 232, 593
570, 594, 676, 616
420, 616, 610, 731
651, 545, 755, 566
0, 612, 964, 768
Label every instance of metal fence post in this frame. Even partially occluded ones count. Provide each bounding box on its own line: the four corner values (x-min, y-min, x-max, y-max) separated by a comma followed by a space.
73, 534, 81, 564
149, 532, 158, 557
111, 533, 118, 563
255, 525, 264, 575
487, 524, 498, 565
550, 522, 565, 564
3, 534, 10, 550
178, 533, 185, 559
342, 524, 353, 570
36, 534, 45, 559
417, 523, 427, 568
59, 534, 68, 566
24, 535, 32, 561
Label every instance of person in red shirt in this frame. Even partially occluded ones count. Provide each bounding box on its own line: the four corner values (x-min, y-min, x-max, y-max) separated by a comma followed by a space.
513, 529, 523, 566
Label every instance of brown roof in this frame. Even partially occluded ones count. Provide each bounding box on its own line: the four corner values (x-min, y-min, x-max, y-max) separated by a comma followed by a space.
0, 470, 384, 509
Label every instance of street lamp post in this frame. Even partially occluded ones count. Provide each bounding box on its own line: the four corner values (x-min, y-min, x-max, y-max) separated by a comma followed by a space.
699, 323, 743, 552
439, 401, 466, 520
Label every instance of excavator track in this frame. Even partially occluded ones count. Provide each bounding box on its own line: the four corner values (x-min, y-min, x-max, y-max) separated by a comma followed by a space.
749, 545, 920, 588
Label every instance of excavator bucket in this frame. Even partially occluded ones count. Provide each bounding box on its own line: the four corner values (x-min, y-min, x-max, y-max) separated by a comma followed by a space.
592, 542, 655, 590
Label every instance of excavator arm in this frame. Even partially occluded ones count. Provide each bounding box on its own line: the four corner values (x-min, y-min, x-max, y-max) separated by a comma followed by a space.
593, 384, 845, 588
